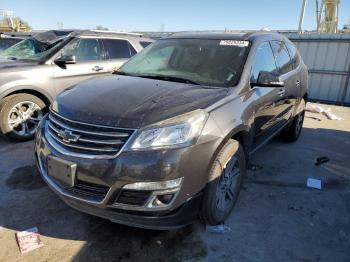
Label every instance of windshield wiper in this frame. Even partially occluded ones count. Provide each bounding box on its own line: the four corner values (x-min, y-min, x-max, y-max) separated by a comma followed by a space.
112, 70, 135, 76
137, 74, 200, 85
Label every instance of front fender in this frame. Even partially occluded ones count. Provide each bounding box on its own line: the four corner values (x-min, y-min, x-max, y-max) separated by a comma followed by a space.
0, 85, 53, 103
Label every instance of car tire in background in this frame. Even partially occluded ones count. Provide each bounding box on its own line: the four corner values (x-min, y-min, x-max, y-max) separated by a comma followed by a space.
0, 94, 46, 141
201, 139, 246, 225
281, 99, 306, 142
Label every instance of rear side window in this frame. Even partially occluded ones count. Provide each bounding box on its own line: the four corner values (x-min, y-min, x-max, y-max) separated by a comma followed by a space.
270, 41, 293, 75
285, 42, 300, 69
102, 39, 136, 59
140, 41, 152, 48
251, 42, 278, 83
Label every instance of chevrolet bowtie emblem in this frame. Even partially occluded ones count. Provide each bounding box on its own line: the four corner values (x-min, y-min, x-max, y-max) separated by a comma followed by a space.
57, 129, 80, 143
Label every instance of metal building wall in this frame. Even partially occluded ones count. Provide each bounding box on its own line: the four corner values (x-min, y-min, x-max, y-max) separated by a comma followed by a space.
285, 33, 350, 105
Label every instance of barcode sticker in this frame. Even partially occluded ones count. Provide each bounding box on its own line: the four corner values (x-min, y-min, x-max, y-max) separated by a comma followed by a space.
220, 40, 249, 47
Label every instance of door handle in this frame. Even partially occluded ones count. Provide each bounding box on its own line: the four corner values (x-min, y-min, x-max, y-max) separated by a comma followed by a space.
277, 89, 285, 97
296, 80, 301, 87
92, 66, 104, 72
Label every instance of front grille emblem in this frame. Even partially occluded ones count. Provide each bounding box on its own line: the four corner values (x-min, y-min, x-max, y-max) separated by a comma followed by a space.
57, 129, 80, 143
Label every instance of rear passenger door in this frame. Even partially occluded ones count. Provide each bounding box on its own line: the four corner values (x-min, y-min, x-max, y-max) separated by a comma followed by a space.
270, 40, 296, 124
52, 37, 109, 94
100, 38, 137, 72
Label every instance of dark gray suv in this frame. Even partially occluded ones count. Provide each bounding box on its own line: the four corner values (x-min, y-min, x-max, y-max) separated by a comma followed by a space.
0, 30, 152, 141
35, 31, 308, 229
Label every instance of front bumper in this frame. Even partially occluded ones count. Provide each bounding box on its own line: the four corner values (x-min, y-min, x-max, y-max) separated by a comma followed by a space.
35, 116, 222, 229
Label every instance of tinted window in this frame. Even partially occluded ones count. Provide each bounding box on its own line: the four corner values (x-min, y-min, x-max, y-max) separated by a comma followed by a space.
61, 38, 101, 61
251, 42, 278, 83
140, 41, 152, 48
270, 41, 293, 75
102, 39, 136, 59
285, 42, 300, 69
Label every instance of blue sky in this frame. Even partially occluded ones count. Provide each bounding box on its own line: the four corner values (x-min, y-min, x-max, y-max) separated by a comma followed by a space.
1, 0, 350, 32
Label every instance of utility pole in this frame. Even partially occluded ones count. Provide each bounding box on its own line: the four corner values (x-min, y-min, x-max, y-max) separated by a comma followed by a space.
298, 0, 308, 33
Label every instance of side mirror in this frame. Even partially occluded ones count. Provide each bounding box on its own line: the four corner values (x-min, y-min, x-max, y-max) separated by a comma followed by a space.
252, 71, 284, 87
54, 55, 76, 66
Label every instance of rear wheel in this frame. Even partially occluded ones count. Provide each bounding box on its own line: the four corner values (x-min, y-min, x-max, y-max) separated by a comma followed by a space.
281, 99, 306, 142
0, 94, 46, 141
201, 139, 246, 225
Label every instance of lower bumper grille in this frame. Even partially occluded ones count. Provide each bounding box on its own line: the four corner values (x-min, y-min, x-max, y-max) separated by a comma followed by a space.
116, 190, 151, 206
64, 180, 110, 202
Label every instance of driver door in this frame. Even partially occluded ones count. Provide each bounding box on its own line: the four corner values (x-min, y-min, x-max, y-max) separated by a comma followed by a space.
250, 42, 288, 148
51, 37, 110, 95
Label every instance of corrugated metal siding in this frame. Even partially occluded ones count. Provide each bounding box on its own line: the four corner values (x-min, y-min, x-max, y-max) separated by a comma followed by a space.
285, 33, 350, 105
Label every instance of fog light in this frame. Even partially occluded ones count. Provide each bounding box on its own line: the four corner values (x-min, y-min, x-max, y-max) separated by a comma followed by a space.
157, 194, 174, 204
146, 189, 179, 209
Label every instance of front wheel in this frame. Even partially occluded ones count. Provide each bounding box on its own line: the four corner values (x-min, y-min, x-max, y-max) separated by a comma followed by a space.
0, 94, 46, 141
201, 139, 246, 225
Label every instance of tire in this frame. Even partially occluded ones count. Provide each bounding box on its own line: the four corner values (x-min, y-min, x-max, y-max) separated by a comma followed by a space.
0, 94, 46, 141
280, 100, 306, 142
201, 139, 246, 225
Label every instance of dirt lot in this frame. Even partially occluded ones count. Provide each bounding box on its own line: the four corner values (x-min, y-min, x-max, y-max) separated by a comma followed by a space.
0, 103, 349, 262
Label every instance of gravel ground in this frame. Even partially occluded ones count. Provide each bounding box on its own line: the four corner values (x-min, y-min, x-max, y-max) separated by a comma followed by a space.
0, 103, 349, 262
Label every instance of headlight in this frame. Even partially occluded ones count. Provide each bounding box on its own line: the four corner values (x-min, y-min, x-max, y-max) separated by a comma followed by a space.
130, 109, 208, 150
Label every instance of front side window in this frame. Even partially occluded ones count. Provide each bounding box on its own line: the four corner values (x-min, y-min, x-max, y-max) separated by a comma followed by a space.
250, 42, 278, 83
60, 38, 102, 61
102, 39, 136, 59
119, 38, 250, 87
270, 41, 293, 75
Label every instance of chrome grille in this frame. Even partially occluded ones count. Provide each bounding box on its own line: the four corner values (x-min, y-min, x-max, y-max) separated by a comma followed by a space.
47, 111, 135, 157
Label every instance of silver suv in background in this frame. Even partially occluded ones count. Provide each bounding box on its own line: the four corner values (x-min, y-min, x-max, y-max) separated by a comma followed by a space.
0, 30, 153, 141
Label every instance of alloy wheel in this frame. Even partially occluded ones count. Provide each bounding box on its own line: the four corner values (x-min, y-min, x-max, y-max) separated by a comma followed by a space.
7, 101, 43, 137
215, 156, 241, 212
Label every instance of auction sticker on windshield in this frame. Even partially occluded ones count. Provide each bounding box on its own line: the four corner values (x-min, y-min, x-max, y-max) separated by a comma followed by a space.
219, 40, 249, 47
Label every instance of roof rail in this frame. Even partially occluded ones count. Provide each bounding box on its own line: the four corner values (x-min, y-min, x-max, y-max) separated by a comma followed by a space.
90, 30, 142, 36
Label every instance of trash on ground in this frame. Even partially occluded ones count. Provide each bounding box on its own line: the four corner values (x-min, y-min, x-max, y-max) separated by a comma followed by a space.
206, 224, 231, 233
248, 164, 263, 171
156, 240, 162, 245
306, 178, 322, 190
306, 104, 344, 120
16, 227, 44, 254
315, 156, 329, 166
306, 116, 322, 121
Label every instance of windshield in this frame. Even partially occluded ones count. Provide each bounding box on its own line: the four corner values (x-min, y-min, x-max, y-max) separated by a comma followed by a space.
119, 38, 250, 87
0, 37, 62, 61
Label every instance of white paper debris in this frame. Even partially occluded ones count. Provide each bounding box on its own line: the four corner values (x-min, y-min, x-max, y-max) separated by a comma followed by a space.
305, 104, 344, 120
16, 227, 44, 254
206, 224, 231, 233
307, 178, 322, 190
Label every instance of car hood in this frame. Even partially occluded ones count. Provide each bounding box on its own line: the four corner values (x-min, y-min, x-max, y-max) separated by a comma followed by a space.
0, 57, 37, 69
52, 75, 229, 128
